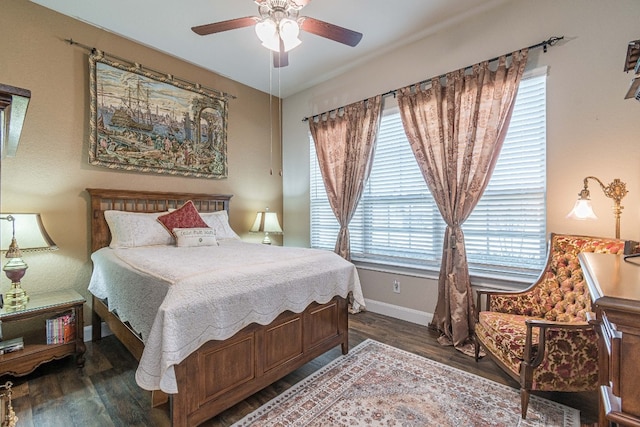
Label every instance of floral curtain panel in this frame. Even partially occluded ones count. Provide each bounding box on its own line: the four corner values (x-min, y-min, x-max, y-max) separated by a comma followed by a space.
309, 95, 382, 261
397, 50, 528, 353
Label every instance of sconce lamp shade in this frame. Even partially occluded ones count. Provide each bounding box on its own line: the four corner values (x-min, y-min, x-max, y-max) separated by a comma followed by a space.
566, 198, 598, 220
1, 213, 58, 252
250, 209, 283, 245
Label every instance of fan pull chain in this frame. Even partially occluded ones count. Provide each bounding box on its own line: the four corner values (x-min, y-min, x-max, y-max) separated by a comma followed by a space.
269, 53, 273, 176
278, 62, 282, 177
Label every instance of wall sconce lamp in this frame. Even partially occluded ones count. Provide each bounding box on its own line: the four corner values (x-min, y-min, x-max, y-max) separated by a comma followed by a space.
0, 83, 31, 159
0, 214, 58, 310
566, 176, 628, 239
250, 208, 283, 245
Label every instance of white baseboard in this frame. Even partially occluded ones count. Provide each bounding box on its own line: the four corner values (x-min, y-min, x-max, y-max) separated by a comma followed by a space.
363, 298, 433, 327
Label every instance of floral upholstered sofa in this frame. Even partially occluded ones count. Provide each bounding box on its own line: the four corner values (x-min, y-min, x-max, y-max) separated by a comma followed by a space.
474, 233, 625, 418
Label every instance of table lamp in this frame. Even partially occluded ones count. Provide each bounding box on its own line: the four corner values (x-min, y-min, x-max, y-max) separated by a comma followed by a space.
250, 208, 283, 245
0, 214, 58, 310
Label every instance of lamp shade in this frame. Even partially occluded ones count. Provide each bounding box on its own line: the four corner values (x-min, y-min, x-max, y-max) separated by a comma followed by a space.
566, 199, 598, 220
1, 213, 58, 252
250, 210, 282, 245
250, 211, 283, 234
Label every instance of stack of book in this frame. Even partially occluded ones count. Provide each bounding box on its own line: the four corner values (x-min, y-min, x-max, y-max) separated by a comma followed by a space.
46, 311, 75, 344
0, 337, 24, 355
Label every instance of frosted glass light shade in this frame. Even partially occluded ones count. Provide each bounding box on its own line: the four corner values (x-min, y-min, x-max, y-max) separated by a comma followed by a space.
255, 18, 301, 53
566, 199, 598, 220
279, 18, 301, 52
255, 19, 279, 52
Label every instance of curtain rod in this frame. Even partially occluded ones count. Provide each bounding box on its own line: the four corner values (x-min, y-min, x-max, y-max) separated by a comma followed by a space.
65, 38, 237, 100
302, 36, 563, 122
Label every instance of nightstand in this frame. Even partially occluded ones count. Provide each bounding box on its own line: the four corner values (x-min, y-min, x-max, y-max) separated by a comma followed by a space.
0, 289, 86, 377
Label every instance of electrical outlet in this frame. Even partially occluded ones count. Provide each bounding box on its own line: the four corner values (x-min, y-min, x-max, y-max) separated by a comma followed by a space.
393, 279, 400, 293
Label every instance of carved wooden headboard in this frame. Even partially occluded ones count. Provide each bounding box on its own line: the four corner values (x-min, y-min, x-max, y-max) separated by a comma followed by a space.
86, 188, 232, 253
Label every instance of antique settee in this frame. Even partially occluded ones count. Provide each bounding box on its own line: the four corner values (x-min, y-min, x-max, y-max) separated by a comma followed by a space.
474, 233, 625, 418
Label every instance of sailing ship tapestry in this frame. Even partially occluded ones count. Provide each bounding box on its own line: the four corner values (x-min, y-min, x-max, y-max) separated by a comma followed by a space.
88, 51, 228, 178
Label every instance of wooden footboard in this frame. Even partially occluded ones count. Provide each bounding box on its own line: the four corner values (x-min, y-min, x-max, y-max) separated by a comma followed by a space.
93, 295, 348, 427
172, 296, 348, 427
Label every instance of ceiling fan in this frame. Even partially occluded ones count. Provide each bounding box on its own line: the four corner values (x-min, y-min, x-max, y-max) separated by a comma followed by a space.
191, 0, 363, 68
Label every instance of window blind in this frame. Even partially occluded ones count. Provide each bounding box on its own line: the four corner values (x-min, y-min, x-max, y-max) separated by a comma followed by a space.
310, 71, 547, 280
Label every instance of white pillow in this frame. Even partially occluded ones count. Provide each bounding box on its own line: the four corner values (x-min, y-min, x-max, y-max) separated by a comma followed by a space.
104, 210, 174, 248
200, 210, 240, 240
173, 228, 219, 247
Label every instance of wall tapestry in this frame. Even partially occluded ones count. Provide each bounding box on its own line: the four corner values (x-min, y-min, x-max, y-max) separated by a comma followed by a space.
89, 51, 228, 178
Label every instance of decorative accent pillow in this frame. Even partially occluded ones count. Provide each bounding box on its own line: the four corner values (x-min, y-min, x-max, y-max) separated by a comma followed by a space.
157, 200, 209, 237
173, 228, 219, 247
104, 210, 174, 248
200, 210, 240, 240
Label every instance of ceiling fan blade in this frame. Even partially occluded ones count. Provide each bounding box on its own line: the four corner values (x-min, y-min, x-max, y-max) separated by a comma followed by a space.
191, 17, 257, 36
273, 39, 289, 68
299, 16, 362, 47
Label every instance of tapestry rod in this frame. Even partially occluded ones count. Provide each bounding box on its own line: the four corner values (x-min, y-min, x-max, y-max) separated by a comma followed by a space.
64, 38, 237, 100
301, 35, 564, 122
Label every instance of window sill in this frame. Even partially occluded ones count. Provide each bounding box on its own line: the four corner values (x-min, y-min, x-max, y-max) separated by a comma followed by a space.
352, 259, 535, 291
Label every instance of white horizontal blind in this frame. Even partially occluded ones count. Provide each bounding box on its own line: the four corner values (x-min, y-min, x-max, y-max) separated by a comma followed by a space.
464, 73, 547, 276
310, 71, 547, 279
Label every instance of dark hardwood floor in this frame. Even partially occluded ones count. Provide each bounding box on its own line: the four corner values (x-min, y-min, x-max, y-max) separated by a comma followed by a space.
2, 311, 598, 426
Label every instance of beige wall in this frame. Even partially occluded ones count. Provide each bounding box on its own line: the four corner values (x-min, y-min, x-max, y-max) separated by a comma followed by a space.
0, 0, 283, 322
282, 0, 640, 322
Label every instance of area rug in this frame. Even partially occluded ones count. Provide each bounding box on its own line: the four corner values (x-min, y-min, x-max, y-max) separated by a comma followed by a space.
233, 339, 580, 427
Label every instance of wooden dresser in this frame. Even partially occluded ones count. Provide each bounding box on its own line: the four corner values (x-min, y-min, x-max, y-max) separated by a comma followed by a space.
580, 252, 640, 427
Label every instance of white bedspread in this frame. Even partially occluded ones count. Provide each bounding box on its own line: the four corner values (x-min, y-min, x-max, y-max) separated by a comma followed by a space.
88, 240, 365, 393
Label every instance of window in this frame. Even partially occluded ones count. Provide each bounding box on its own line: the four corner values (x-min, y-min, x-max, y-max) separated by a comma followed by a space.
310, 69, 547, 281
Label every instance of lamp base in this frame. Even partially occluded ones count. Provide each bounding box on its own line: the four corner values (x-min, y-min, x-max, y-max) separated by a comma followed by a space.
5, 283, 28, 311
262, 232, 272, 245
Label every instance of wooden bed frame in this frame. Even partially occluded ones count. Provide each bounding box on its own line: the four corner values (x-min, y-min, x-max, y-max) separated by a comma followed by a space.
86, 188, 349, 427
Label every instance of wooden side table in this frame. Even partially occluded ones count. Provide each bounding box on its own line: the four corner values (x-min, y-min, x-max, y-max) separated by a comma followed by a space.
0, 289, 86, 377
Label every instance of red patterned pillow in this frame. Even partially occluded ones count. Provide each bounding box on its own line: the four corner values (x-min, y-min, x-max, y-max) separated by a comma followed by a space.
157, 200, 209, 237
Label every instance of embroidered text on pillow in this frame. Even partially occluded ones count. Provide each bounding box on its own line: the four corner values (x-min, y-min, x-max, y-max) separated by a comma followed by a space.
174, 228, 218, 247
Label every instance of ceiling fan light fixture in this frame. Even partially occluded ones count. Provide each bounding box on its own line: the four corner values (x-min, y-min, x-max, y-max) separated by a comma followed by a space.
279, 18, 301, 51
193, 0, 363, 67
255, 19, 280, 52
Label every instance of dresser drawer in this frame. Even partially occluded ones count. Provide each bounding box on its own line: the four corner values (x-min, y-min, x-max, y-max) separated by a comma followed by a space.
619, 332, 640, 418
600, 313, 621, 395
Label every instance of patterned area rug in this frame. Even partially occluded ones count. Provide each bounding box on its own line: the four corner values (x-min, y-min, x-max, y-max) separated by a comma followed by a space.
233, 339, 580, 427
